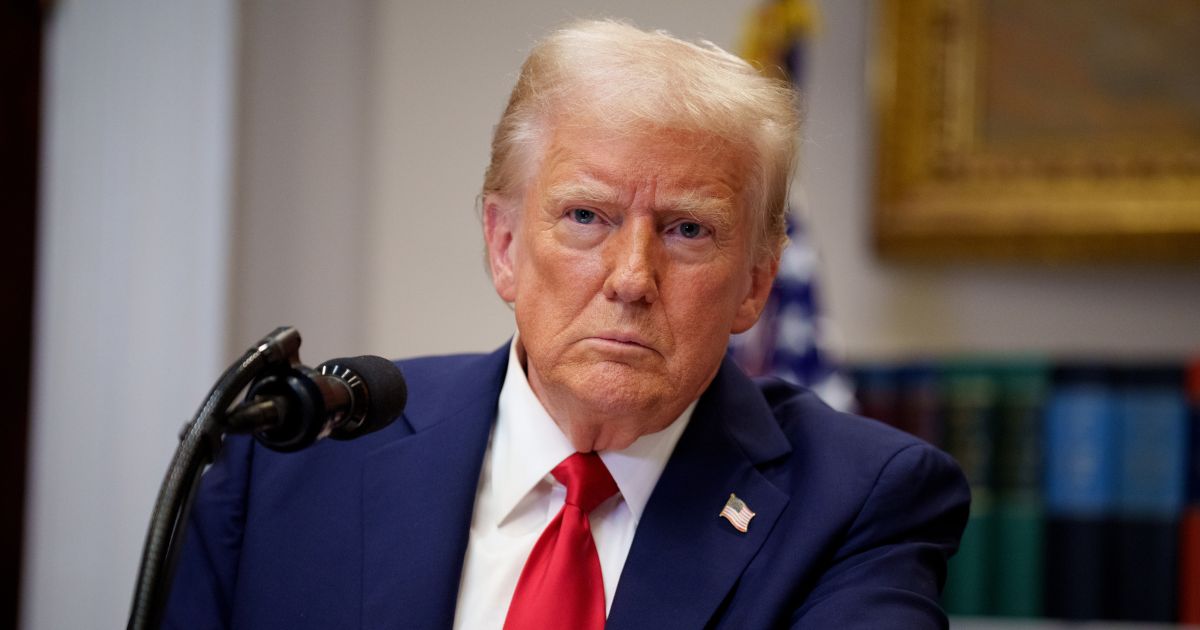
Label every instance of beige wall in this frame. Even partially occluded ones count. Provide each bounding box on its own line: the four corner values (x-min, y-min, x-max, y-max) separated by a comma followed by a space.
231, 0, 374, 363
26, 2, 236, 628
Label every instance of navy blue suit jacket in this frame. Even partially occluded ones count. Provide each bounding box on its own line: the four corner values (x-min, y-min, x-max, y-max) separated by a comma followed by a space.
165, 344, 969, 628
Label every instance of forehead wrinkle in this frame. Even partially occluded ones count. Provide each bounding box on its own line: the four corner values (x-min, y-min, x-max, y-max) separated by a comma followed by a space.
543, 179, 623, 209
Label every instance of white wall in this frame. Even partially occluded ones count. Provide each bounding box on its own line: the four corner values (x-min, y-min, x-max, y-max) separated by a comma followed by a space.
22, 2, 236, 628
229, 0, 374, 364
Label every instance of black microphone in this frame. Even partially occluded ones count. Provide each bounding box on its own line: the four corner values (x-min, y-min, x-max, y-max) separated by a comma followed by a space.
227, 355, 408, 452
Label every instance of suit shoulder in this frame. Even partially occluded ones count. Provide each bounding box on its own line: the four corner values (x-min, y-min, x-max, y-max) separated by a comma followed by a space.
395, 350, 493, 375
752, 376, 969, 545
390, 345, 508, 429
393, 348, 503, 392
756, 376, 943, 465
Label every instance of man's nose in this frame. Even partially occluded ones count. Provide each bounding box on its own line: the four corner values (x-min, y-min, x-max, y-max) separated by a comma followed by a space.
602, 218, 660, 304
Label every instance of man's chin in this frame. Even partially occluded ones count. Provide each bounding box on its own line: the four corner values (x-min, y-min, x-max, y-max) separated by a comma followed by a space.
558, 413, 670, 453
557, 384, 682, 447
564, 365, 666, 410
532, 361, 685, 446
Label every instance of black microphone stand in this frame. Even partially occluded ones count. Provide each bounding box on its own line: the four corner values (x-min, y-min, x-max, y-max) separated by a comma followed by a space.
126, 326, 305, 630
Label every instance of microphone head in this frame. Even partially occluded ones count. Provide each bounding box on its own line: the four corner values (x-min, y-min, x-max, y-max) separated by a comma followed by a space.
247, 367, 327, 453
320, 355, 407, 441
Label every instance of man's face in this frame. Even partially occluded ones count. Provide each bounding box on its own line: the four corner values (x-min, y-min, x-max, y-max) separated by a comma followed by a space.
484, 119, 777, 451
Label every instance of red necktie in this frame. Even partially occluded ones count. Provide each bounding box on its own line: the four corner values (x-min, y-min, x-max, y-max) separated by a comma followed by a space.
503, 452, 619, 630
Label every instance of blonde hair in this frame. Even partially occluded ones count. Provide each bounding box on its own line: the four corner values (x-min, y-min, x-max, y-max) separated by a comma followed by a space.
483, 19, 801, 259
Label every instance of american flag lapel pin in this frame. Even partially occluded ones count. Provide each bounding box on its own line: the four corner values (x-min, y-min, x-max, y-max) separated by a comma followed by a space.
719, 493, 755, 533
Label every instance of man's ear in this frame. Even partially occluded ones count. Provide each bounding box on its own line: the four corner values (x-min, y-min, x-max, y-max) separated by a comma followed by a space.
484, 194, 519, 302
731, 254, 779, 334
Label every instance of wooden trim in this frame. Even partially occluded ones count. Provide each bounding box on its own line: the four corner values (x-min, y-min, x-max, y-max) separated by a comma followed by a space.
0, 1, 44, 626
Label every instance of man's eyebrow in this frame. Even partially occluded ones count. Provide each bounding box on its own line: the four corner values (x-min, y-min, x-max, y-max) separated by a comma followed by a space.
659, 191, 736, 233
545, 180, 738, 232
544, 181, 622, 207
662, 190, 734, 215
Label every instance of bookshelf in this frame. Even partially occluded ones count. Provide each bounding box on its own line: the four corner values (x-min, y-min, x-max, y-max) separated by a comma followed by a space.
952, 617, 1200, 630
847, 359, 1200, 626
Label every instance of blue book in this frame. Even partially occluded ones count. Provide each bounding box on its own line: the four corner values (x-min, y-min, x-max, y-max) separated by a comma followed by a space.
1188, 360, 1200, 505
1043, 368, 1119, 516
1115, 367, 1188, 516
1043, 367, 1118, 620
1113, 366, 1186, 622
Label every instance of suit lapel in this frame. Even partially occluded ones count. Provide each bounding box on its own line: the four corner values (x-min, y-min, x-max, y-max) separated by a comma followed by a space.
360, 346, 508, 629
608, 358, 792, 630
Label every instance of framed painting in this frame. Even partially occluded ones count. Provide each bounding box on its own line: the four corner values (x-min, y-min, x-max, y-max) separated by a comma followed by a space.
874, 0, 1200, 261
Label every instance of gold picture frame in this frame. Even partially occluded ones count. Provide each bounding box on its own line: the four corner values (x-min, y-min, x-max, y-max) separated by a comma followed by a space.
874, 0, 1200, 261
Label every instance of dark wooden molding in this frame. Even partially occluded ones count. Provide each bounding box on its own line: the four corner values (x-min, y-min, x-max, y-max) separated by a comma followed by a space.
0, 1, 44, 626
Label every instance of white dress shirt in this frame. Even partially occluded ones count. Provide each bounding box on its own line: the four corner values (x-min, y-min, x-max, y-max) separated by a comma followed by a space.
452, 339, 694, 630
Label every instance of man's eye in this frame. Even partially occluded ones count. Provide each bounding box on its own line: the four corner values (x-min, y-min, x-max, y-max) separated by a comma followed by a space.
570, 208, 596, 224
678, 222, 706, 239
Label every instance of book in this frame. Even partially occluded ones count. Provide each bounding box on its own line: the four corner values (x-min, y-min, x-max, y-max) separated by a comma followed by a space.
992, 498, 1043, 618
851, 364, 899, 428
1180, 359, 1200, 624
1185, 358, 1200, 507
940, 362, 997, 616
1044, 516, 1116, 620
1042, 366, 1118, 620
991, 361, 1049, 618
1182, 507, 1200, 624
1112, 366, 1186, 622
1114, 366, 1187, 516
895, 362, 942, 446
1043, 366, 1119, 517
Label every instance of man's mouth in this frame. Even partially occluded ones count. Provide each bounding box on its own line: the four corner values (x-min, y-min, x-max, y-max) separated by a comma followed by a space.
590, 331, 653, 349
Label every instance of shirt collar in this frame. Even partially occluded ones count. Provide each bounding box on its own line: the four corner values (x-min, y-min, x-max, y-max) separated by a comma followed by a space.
490, 337, 694, 526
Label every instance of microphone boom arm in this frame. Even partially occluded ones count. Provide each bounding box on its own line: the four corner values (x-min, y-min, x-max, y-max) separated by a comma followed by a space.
126, 326, 304, 630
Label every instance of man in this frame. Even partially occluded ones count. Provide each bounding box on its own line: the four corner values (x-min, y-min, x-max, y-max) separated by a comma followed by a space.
165, 20, 968, 629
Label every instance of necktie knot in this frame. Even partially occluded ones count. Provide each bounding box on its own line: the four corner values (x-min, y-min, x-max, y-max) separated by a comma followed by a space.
504, 452, 615, 630
552, 452, 618, 514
